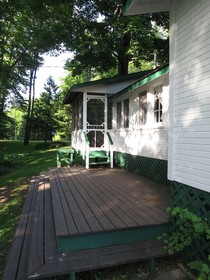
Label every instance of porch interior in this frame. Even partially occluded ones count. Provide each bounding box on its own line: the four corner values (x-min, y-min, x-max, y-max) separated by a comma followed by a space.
4, 166, 170, 280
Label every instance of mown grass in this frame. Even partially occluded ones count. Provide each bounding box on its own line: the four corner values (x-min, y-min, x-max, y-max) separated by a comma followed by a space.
0, 140, 58, 279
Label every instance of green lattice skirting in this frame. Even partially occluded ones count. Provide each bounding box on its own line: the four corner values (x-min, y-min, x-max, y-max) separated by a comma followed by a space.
115, 152, 169, 185
170, 181, 210, 264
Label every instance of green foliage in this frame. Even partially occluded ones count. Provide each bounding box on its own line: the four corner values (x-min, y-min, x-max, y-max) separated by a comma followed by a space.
33, 141, 69, 150
188, 260, 210, 280
160, 207, 210, 255
159, 207, 210, 279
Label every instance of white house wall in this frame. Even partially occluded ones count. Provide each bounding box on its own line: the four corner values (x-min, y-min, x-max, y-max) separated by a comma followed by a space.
168, 0, 210, 192
109, 74, 169, 161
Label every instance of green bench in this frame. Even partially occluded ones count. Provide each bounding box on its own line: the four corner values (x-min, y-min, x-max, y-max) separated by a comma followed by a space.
56, 147, 75, 167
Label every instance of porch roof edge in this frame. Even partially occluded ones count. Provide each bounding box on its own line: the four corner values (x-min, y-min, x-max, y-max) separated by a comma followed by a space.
123, 0, 170, 15
63, 69, 153, 104
109, 64, 169, 101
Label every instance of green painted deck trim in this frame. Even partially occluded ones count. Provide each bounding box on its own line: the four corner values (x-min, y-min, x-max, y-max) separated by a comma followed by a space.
115, 152, 170, 185
57, 224, 168, 253
57, 147, 75, 154
109, 65, 169, 101
107, 131, 114, 145
83, 131, 90, 145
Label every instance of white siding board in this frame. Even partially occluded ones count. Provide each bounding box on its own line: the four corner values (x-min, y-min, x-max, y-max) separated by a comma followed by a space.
175, 90, 210, 105
175, 119, 210, 127
169, 0, 210, 192
173, 136, 210, 146
110, 73, 169, 161
174, 154, 210, 167
175, 104, 210, 116
175, 64, 210, 85
175, 148, 210, 159
173, 131, 210, 139
174, 166, 210, 181
173, 172, 210, 191
174, 160, 210, 173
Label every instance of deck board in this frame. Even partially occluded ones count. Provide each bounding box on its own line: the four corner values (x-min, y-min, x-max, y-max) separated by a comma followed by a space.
5, 166, 170, 280
50, 166, 169, 238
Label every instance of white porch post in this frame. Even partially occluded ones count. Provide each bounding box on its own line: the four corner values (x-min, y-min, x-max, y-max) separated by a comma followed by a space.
82, 92, 87, 161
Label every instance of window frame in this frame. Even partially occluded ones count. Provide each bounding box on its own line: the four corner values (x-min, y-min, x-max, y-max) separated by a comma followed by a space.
154, 85, 163, 123
123, 98, 129, 128
139, 91, 147, 125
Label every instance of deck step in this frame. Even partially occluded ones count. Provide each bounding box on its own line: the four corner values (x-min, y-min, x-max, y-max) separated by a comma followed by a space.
88, 149, 110, 166
31, 239, 168, 279
4, 166, 170, 280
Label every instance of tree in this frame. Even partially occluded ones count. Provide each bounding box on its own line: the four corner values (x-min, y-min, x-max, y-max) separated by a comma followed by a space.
31, 77, 59, 142
63, 0, 169, 76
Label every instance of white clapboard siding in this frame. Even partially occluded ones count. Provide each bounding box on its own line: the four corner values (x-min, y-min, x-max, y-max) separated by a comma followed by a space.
110, 73, 169, 161
110, 127, 168, 160
169, 0, 210, 192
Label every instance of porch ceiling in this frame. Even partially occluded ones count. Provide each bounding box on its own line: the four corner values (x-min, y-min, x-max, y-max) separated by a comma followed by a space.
63, 70, 153, 104
124, 0, 170, 15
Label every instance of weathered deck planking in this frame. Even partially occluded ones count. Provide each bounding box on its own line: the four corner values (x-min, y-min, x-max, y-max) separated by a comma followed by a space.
3, 176, 39, 280
4, 166, 170, 280
51, 166, 169, 238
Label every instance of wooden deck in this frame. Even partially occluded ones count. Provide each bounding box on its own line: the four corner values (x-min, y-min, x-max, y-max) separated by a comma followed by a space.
3, 166, 170, 280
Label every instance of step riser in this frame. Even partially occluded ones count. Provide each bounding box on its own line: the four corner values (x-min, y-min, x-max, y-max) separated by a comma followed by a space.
57, 224, 168, 253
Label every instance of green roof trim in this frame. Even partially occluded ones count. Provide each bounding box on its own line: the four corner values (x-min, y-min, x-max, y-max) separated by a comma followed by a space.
69, 70, 152, 91
109, 65, 169, 101
63, 69, 153, 104
123, 0, 134, 14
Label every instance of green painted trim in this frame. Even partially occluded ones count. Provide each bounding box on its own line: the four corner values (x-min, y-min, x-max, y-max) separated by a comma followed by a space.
57, 224, 168, 252
83, 131, 90, 145
109, 65, 169, 101
107, 132, 114, 145
115, 152, 170, 185
63, 70, 153, 104
70, 70, 153, 92
123, 0, 134, 14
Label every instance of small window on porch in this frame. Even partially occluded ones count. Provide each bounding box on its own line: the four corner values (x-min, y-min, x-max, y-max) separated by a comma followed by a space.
108, 102, 113, 129
154, 86, 162, 123
117, 101, 122, 129
139, 91, 147, 125
123, 98, 129, 128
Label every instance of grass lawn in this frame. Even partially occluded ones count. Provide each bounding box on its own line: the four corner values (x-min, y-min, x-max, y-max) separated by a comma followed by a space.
0, 140, 58, 279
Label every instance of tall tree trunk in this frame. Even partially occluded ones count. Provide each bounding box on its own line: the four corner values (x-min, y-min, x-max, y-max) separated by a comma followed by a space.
24, 70, 33, 145
117, 31, 131, 76
24, 53, 39, 145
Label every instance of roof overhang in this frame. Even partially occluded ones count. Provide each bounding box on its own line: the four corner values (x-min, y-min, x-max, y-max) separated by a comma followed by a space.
124, 0, 170, 15
63, 70, 153, 104
109, 65, 169, 101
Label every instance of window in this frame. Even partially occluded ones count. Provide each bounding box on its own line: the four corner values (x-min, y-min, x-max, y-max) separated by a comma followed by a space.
107, 102, 113, 129
123, 99, 129, 128
117, 101, 122, 129
139, 91, 147, 125
154, 86, 162, 123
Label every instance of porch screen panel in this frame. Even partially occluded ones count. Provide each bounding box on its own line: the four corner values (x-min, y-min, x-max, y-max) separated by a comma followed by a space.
87, 99, 104, 125
108, 102, 113, 129
117, 101, 122, 129
124, 98, 129, 128
139, 91, 147, 125
73, 94, 83, 130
